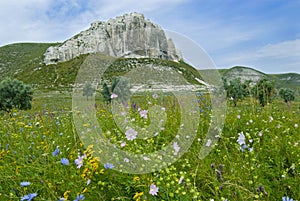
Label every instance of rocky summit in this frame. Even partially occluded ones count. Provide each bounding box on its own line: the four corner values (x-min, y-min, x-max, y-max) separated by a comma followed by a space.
44, 13, 182, 65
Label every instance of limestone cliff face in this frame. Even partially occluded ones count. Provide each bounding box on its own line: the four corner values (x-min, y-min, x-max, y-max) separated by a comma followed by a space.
223, 66, 266, 84
44, 13, 182, 65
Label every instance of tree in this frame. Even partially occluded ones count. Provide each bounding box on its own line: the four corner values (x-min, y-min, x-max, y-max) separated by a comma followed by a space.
252, 78, 275, 107
279, 88, 295, 107
82, 82, 95, 100
111, 77, 131, 103
101, 82, 111, 103
101, 77, 131, 104
0, 78, 33, 112
223, 78, 248, 106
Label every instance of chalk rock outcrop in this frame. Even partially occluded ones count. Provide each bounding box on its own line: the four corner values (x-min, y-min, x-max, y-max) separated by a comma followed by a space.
44, 13, 182, 65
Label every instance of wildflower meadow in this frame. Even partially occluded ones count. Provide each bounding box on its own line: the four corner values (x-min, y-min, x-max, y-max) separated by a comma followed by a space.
0, 90, 299, 201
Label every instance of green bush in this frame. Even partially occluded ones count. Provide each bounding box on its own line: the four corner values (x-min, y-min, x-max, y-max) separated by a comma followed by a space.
0, 78, 33, 112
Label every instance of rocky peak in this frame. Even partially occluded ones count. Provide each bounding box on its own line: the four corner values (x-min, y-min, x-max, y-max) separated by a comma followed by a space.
44, 12, 182, 65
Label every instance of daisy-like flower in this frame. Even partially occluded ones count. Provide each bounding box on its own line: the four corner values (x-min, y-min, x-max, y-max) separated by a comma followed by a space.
237, 132, 246, 146
74, 154, 86, 169
60, 158, 69, 165
149, 184, 159, 196
139, 110, 148, 119
125, 128, 137, 141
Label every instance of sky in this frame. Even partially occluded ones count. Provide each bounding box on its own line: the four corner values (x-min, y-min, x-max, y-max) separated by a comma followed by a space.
0, 0, 299, 74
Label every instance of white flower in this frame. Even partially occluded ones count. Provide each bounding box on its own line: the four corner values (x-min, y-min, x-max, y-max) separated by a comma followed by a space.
110, 93, 118, 99
237, 132, 246, 145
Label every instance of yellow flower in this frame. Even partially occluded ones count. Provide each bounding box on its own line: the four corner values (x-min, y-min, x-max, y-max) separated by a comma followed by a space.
63, 190, 71, 200
82, 187, 88, 193
133, 192, 144, 201
133, 176, 140, 181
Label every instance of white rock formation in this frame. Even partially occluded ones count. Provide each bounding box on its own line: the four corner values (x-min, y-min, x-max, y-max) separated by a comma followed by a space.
44, 12, 182, 65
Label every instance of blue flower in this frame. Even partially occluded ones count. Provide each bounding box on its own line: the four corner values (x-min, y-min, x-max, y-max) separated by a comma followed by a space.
103, 163, 114, 169
20, 181, 31, 187
52, 147, 60, 156
60, 158, 69, 165
282, 196, 294, 201
74, 194, 85, 201
20, 193, 37, 201
58, 198, 65, 201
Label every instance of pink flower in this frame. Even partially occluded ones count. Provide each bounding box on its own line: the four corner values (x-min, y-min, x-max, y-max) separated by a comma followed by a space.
125, 128, 137, 141
74, 154, 86, 168
149, 184, 159, 196
139, 110, 148, 119
120, 141, 126, 148
173, 142, 180, 155
178, 176, 184, 184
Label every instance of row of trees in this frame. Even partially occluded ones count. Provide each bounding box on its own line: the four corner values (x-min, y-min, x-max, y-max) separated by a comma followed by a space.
0, 77, 296, 112
223, 78, 296, 107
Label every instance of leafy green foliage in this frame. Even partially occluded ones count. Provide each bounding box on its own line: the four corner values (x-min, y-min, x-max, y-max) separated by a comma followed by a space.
82, 82, 95, 100
279, 88, 295, 104
223, 78, 250, 106
101, 82, 111, 103
0, 78, 33, 112
111, 76, 131, 103
101, 76, 131, 103
252, 78, 275, 107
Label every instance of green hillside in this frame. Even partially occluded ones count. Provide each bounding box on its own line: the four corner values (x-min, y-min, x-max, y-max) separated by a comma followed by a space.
199, 66, 300, 92
0, 43, 204, 91
0, 43, 58, 78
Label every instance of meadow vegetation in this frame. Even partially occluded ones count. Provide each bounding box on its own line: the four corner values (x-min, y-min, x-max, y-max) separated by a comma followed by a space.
0, 89, 299, 201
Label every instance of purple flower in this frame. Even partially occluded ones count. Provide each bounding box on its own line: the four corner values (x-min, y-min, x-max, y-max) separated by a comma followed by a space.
52, 147, 60, 156
74, 154, 86, 169
149, 184, 159, 196
20, 193, 37, 201
173, 142, 180, 155
60, 158, 69, 165
125, 128, 137, 141
237, 132, 246, 145
74, 194, 85, 201
20, 181, 31, 187
139, 110, 148, 119
104, 163, 114, 169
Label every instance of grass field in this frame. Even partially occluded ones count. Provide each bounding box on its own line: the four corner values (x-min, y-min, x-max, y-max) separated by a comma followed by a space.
0, 91, 299, 201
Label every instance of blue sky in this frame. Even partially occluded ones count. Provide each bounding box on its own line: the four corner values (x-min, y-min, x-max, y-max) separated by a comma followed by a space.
0, 0, 299, 74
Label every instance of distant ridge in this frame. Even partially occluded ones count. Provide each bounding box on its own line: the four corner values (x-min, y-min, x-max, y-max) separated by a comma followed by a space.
199, 66, 299, 92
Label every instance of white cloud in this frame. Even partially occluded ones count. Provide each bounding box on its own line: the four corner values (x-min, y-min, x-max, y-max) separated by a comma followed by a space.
215, 39, 300, 73
256, 39, 300, 58
0, 0, 190, 45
